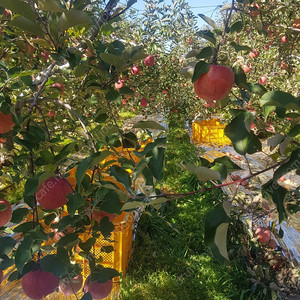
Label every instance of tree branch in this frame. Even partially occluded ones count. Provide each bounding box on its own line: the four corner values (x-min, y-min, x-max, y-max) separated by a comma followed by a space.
54, 99, 97, 152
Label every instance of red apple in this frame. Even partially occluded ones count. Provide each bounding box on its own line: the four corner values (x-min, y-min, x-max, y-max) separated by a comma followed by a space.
249, 49, 259, 59
187, 37, 193, 44
0, 111, 14, 134
84, 276, 113, 300
231, 175, 241, 181
254, 227, 271, 243
41, 51, 50, 62
264, 44, 269, 51
249, 3, 260, 16
143, 55, 155, 67
3, 9, 12, 18
59, 274, 83, 296
281, 35, 288, 43
36, 177, 73, 210
115, 79, 125, 90
0, 199, 12, 227
131, 65, 141, 75
194, 65, 234, 101
259, 76, 267, 85
242, 64, 252, 73
267, 239, 277, 249
48, 110, 55, 118
132, 107, 137, 112
52, 83, 64, 91
121, 99, 127, 105
140, 98, 148, 107
203, 101, 215, 107
280, 61, 288, 70
0, 138, 6, 143
162, 89, 168, 95
22, 270, 59, 299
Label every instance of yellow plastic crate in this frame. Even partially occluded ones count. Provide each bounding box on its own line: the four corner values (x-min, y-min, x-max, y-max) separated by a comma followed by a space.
192, 118, 231, 146
0, 212, 134, 300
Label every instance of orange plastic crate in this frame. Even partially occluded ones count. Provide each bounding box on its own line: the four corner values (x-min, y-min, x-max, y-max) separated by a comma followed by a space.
0, 212, 134, 300
192, 118, 231, 146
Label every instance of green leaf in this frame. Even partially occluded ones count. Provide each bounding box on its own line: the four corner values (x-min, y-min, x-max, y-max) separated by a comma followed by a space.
24, 176, 40, 196
67, 193, 84, 217
260, 91, 300, 110
230, 42, 251, 53
99, 53, 123, 67
91, 268, 120, 283
135, 138, 166, 157
0, 257, 14, 270
273, 149, 300, 182
28, 225, 48, 241
132, 120, 166, 131
8, 17, 45, 37
79, 238, 96, 253
12, 222, 33, 234
0, 0, 36, 21
81, 293, 92, 300
230, 21, 243, 33
196, 30, 216, 45
8, 270, 21, 282
0, 237, 17, 256
119, 87, 134, 95
100, 191, 123, 213
109, 166, 131, 188
196, 47, 214, 59
76, 151, 111, 186
106, 89, 120, 101
147, 147, 165, 181
55, 233, 80, 248
198, 14, 217, 28
10, 208, 29, 224
38, 0, 66, 12
262, 180, 287, 223
58, 10, 91, 31
40, 255, 68, 277
99, 217, 114, 238
224, 111, 262, 155
15, 235, 33, 272
246, 83, 267, 94
288, 124, 300, 137
101, 246, 114, 253
122, 200, 145, 211
182, 163, 220, 182
233, 66, 247, 87
205, 201, 231, 261
192, 61, 210, 83
185, 49, 201, 59
213, 156, 242, 172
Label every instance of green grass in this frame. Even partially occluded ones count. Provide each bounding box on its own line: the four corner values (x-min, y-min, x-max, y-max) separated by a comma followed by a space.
120, 117, 257, 300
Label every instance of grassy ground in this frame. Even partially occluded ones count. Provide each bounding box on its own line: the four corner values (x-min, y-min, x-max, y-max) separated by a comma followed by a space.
120, 117, 256, 300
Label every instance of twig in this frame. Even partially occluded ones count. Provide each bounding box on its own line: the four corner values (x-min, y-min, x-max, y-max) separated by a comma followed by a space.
35, 106, 55, 154
54, 99, 97, 152
28, 62, 56, 114
133, 159, 286, 200
69, 71, 90, 107
244, 154, 253, 175
213, 0, 235, 64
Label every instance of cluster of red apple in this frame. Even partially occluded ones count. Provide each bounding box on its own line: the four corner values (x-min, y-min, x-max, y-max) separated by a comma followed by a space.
115, 55, 155, 108
20, 270, 112, 299
0, 174, 115, 299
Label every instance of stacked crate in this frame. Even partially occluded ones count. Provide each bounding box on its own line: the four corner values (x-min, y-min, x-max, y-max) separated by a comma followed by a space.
192, 118, 231, 146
